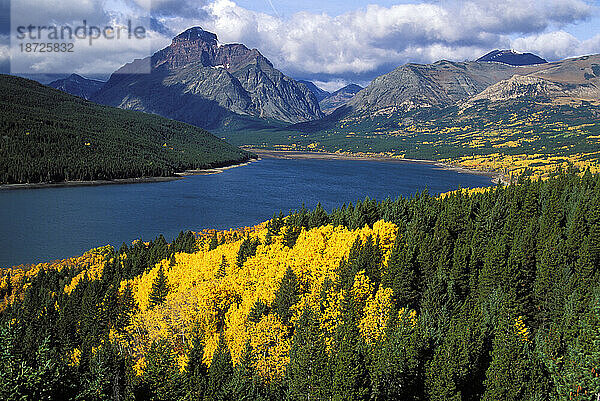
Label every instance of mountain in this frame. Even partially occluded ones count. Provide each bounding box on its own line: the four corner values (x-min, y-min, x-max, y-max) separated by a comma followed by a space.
477, 49, 547, 66
337, 54, 600, 116
319, 83, 363, 114
297, 80, 331, 101
0, 74, 252, 185
346, 60, 517, 113
222, 54, 600, 181
92, 27, 323, 129
465, 54, 600, 106
48, 73, 105, 100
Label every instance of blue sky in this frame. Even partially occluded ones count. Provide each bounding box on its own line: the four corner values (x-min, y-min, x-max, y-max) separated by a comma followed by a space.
3, 0, 600, 90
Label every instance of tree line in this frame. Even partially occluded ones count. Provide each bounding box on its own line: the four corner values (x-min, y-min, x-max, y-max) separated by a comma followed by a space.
1, 171, 600, 400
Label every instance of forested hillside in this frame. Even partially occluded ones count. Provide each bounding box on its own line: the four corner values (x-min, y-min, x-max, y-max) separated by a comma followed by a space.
0, 74, 252, 185
1, 172, 600, 400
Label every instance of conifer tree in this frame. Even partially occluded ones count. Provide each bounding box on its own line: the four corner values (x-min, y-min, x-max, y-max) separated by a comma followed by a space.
216, 255, 228, 279
230, 342, 261, 401
273, 266, 300, 325
140, 339, 183, 401
483, 312, 546, 401
149, 265, 169, 307
382, 235, 419, 308
185, 333, 208, 401
287, 308, 330, 401
204, 334, 234, 401
208, 232, 219, 251
236, 237, 260, 268
329, 319, 370, 401
248, 299, 270, 323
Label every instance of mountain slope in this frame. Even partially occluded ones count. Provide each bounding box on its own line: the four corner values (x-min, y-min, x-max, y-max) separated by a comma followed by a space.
0, 74, 252, 184
346, 60, 517, 113
464, 54, 600, 106
298, 80, 331, 101
92, 27, 323, 129
222, 54, 600, 180
319, 84, 362, 114
477, 49, 547, 66
48, 74, 105, 100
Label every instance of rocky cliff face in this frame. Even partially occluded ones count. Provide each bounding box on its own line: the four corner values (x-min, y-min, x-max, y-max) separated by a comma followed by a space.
298, 80, 331, 102
92, 27, 323, 129
48, 74, 105, 100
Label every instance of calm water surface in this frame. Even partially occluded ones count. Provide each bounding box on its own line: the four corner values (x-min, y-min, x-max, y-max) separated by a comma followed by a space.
0, 158, 493, 266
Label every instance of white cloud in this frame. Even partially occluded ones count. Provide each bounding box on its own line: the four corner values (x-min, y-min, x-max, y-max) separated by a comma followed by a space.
512, 31, 600, 61
174, 0, 595, 81
6, 0, 598, 80
312, 79, 351, 93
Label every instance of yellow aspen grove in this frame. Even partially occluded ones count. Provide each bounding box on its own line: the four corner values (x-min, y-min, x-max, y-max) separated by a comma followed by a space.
360, 287, 394, 344
118, 219, 399, 380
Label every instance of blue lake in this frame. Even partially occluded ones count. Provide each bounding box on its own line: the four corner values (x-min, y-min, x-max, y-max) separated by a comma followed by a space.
0, 158, 494, 267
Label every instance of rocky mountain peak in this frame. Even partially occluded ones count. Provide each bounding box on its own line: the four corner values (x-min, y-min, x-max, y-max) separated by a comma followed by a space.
477, 50, 547, 66
93, 27, 323, 128
172, 27, 218, 45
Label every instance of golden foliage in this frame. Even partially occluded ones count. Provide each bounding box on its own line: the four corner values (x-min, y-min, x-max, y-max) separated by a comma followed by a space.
360, 286, 394, 344
120, 219, 400, 381
514, 315, 530, 343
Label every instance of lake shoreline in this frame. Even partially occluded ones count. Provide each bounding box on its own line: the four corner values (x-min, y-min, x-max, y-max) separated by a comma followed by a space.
247, 149, 508, 185
0, 158, 257, 191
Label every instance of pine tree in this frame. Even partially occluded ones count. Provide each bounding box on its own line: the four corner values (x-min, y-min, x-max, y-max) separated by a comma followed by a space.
204, 334, 234, 401
248, 299, 270, 323
208, 232, 219, 251
140, 339, 183, 401
482, 312, 546, 401
216, 255, 228, 279
329, 319, 370, 401
149, 265, 169, 307
382, 235, 419, 308
230, 342, 261, 401
118, 282, 137, 328
272, 266, 300, 325
282, 224, 302, 248
287, 308, 330, 401
236, 237, 260, 268
185, 333, 208, 401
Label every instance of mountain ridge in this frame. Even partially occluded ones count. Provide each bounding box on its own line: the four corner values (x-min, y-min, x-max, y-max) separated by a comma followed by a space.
92, 27, 323, 129
0, 74, 251, 184
319, 83, 363, 114
48, 73, 105, 100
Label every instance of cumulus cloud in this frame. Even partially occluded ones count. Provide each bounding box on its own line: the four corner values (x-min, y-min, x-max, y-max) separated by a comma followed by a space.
6, 0, 598, 82
512, 31, 600, 61
8, 0, 155, 75
172, 0, 595, 82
